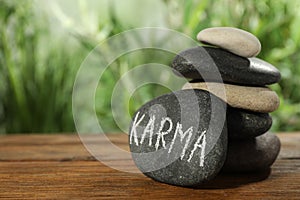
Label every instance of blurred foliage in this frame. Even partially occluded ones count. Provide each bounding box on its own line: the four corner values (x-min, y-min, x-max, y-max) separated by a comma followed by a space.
0, 0, 88, 132
0, 0, 299, 133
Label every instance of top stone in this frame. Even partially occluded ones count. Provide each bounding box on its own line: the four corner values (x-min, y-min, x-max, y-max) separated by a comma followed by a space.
197, 27, 261, 57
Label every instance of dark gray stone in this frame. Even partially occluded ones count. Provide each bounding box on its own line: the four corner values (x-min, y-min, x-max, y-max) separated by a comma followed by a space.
171, 46, 281, 85
129, 89, 227, 187
227, 106, 272, 140
223, 132, 281, 172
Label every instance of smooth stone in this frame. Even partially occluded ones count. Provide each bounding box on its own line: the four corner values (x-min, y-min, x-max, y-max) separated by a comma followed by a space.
171, 46, 281, 85
197, 27, 261, 57
223, 132, 281, 172
227, 106, 272, 140
182, 82, 280, 113
129, 89, 227, 187
248, 57, 281, 85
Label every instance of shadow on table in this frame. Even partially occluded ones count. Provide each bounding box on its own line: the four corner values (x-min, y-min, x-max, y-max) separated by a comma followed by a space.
196, 168, 271, 189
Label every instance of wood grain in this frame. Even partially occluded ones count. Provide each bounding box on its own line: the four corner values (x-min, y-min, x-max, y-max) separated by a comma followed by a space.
0, 133, 299, 199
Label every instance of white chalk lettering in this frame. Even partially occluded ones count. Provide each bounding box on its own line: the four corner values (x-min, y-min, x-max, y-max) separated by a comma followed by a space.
140, 115, 155, 146
155, 117, 173, 150
168, 123, 193, 160
130, 113, 207, 167
188, 130, 207, 166
130, 112, 145, 146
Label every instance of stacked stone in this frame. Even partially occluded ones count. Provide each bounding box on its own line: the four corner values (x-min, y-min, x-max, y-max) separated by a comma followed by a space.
128, 27, 281, 187
176, 27, 281, 173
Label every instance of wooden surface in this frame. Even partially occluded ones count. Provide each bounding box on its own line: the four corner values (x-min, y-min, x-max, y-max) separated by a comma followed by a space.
0, 133, 299, 199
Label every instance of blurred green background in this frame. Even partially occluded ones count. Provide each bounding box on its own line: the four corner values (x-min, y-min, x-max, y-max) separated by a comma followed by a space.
1, 0, 300, 134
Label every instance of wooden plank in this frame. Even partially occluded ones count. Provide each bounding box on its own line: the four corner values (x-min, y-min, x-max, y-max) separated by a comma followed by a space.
0, 133, 299, 199
0, 159, 299, 199
0, 133, 299, 161
0, 134, 129, 161
277, 133, 300, 158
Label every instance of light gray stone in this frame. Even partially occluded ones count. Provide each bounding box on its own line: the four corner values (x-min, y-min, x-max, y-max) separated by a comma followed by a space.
197, 27, 261, 57
183, 82, 280, 113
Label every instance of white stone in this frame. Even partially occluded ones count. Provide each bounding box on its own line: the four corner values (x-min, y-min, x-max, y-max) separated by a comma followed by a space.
197, 27, 261, 57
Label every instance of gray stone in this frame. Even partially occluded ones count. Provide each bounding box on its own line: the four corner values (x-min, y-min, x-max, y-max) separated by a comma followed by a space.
248, 57, 281, 85
183, 82, 280, 113
171, 46, 281, 86
129, 89, 227, 187
197, 27, 261, 57
227, 107, 272, 140
223, 132, 281, 172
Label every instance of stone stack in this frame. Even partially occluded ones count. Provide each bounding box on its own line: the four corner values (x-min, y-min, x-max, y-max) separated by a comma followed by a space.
178, 27, 281, 172
128, 27, 281, 187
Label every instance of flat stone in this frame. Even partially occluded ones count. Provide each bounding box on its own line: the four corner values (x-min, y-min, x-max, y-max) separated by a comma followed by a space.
227, 106, 272, 140
182, 82, 280, 113
223, 132, 281, 172
171, 46, 281, 85
129, 89, 227, 187
197, 27, 261, 57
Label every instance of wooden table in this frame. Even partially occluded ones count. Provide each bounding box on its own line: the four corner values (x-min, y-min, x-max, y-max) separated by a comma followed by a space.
0, 133, 299, 199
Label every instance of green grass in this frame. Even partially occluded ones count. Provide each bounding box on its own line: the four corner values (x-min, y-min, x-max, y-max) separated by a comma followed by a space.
1, 0, 300, 133
0, 0, 88, 133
